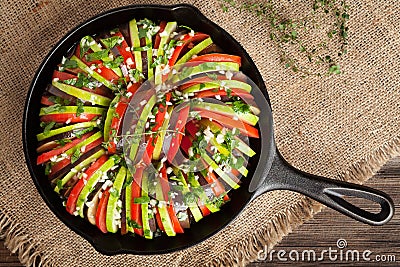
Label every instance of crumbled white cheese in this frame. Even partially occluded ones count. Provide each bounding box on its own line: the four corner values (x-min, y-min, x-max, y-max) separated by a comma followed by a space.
159, 31, 169, 37
216, 134, 225, 144
166, 167, 173, 174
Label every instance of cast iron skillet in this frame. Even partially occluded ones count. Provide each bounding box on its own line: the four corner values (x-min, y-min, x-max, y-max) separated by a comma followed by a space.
23, 4, 394, 255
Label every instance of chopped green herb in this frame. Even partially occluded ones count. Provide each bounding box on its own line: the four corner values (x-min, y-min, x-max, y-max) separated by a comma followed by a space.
109, 188, 119, 198
76, 99, 84, 117
104, 56, 124, 69
73, 126, 94, 138
70, 148, 82, 164
48, 96, 70, 105
60, 57, 78, 70
42, 104, 66, 114
40, 121, 56, 135
133, 196, 150, 204
86, 49, 110, 62
131, 43, 152, 52
123, 175, 133, 189
127, 219, 143, 229
56, 179, 63, 190
44, 163, 52, 175
101, 36, 123, 48
54, 139, 72, 146
232, 100, 250, 114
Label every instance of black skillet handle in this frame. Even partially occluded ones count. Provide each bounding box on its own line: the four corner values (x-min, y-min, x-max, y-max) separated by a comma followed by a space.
256, 152, 395, 226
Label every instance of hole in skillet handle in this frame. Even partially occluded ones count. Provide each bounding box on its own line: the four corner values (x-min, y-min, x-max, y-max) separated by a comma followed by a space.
253, 151, 395, 226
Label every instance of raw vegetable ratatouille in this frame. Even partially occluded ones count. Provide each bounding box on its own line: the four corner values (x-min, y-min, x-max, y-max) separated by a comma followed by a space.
36, 18, 261, 239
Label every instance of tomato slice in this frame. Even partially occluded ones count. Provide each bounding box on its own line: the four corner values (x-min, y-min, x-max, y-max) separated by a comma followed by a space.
96, 188, 110, 233
131, 167, 144, 236
198, 202, 211, 216
188, 53, 241, 66
41, 96, 55, 106
52, 70, 77, 81
195, 109, 259, 138
40, 113, 99, 124
202, 169, 230, 202
195, 88, 254, 100
66, 155, 109, 214
167, 105, 190, 163
92, 62, 120, 82
154, 21, 167, 49
155, 211, 165, 232
168, 33, 209, 67
181, 127, 230, 202
143, 93, 171, 164
112, 31, 135, 69
107, 82, 141, 154
158, 165, 184, 234
49, 136, 103, 176
36, 131, 94, 165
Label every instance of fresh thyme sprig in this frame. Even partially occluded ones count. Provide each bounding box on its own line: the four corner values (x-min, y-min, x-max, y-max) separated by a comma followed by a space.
219, 0, 349, 76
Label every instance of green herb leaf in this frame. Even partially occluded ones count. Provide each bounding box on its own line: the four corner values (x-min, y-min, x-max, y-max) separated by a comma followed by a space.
131, 43, 152, 52
54, 138, 72, 146
101, 36, 123, 48
41, 121, 56, 135
109, 188, 119, 198
42, 104, 66, 114
104, 56, 124, 69
70, 149, 82, 164
56, 179, 63, 189
44, 163, 52, 175
127, 219, 143, 229
86, 49, 110, 62
232, 100, 250, 114
73, 126, 94, 138
60, 57, 78, 70
133, 196, 150, 204
75, 99, 85, 117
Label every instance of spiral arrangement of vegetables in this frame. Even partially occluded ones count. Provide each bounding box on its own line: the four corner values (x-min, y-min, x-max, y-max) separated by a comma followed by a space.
36, 18, 260, 238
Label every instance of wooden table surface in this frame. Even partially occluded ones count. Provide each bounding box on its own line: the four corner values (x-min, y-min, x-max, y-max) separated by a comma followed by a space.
1, 157, 399, 266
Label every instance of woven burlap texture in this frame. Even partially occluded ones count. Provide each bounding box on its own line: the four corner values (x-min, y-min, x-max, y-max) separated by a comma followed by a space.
1, 0, 399, 266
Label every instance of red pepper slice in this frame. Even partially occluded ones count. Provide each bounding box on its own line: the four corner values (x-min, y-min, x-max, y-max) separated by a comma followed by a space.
96, 188, 110, 233
49, 136, 103, 176
155, 211, 165, 232
158, 165, 184, 234
168, 33, 209, 67
178, 74, 226, 90
112, 31, 135, 69
167, 105, 190, 163
188, 53, 241, 66
195, 109, 259, 138
52, 70, 77, 81
198, 202, 211, 216
107, 82, 141, 154
41, 96, 55, 106
36, 131, 94, 165
154, 21, 167, 49
143, 93, 171, 164
195, 88, 254, 100
66, 155, 109, 214
202, 170, 230, 202
40, 113, 99, 124
91, 62, 120, 82
131, 167, 144, 236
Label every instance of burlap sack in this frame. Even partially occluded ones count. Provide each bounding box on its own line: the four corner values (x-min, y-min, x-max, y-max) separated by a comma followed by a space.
1, 0, 399, 266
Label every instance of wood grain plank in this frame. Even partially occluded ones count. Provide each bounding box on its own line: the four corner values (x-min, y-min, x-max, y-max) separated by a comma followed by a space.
1, 157, 399, 267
